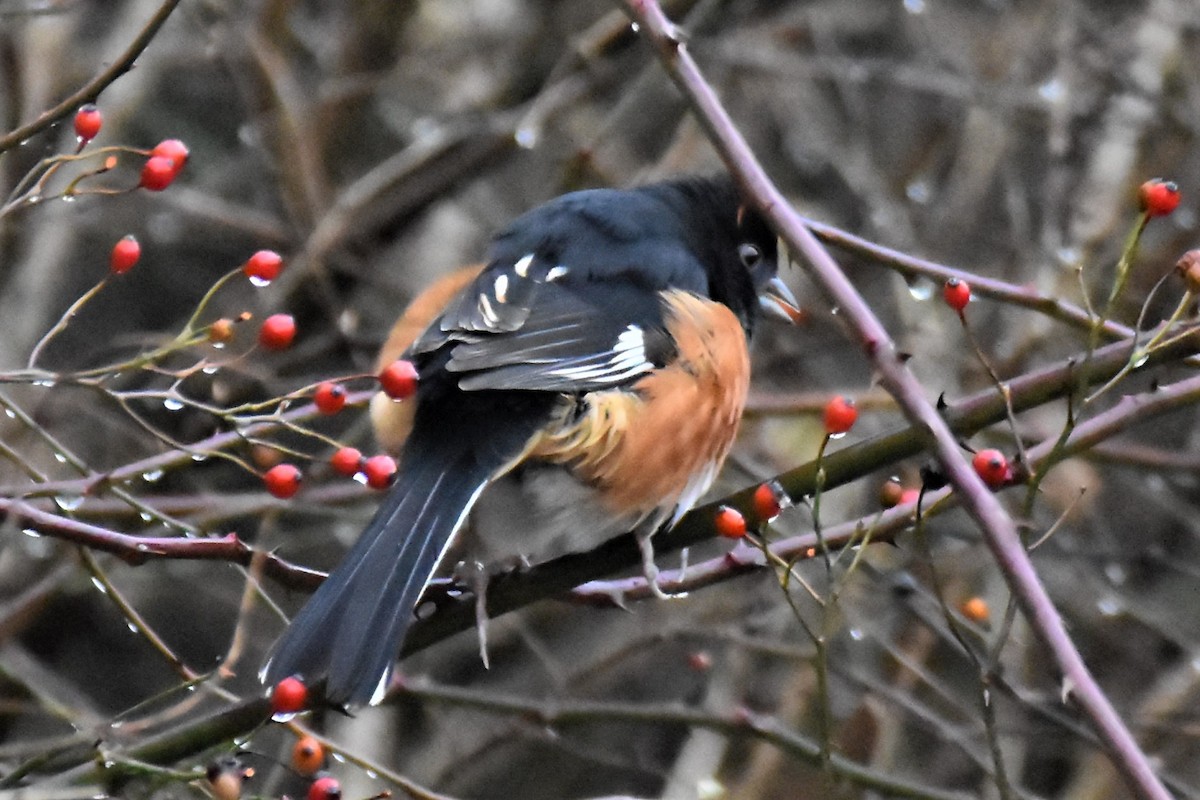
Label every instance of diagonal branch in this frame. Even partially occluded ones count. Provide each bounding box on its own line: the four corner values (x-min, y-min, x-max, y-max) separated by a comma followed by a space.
617, 2, 1171, 798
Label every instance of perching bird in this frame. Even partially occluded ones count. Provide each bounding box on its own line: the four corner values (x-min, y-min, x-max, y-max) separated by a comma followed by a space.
262, 175, 798, 706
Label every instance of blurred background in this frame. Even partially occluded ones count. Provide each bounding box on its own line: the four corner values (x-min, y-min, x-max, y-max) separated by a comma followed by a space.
1, 1, 1200, 798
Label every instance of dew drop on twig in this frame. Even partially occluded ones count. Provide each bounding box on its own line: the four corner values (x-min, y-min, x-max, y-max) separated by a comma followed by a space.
54, 494, 84, 511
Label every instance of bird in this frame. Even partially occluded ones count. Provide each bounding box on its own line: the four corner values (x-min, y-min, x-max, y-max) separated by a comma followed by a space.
261, 174, 799, 707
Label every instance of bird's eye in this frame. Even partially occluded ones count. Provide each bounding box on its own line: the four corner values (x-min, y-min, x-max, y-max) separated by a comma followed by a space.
738, 243, 762, 269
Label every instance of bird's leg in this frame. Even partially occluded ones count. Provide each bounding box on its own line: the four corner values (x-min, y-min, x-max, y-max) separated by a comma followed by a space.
636, 528, 673, 600
451, 560, 492, 667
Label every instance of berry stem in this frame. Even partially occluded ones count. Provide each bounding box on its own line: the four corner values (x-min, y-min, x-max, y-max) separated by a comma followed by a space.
26, 278, 109, 369
955, 313, 1028, 472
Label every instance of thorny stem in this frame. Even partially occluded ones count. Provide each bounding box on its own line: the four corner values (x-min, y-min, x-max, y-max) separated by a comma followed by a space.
620, 3, 1172, 798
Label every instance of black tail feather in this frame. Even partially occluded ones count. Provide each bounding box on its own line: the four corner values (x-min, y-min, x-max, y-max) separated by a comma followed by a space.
262, 447, 495, 706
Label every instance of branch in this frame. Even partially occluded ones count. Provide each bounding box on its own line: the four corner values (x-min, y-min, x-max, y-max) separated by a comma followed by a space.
0, 0, 184, 155
617, 2, 1172, 798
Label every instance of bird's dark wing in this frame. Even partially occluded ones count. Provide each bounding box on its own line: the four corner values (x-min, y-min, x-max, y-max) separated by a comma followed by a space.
410, 253, 681, 394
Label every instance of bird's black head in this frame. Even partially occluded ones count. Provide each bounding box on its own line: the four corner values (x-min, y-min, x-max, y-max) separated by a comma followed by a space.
647, 175, 793, 335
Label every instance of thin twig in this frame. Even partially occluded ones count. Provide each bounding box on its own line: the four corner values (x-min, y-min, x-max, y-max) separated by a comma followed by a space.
0, 0, 184, 155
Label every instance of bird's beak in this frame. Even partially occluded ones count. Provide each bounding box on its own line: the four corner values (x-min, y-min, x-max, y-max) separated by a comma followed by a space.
759, 277, 803, 324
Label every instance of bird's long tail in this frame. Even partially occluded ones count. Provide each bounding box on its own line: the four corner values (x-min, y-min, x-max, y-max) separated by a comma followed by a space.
261, 412, 538, 707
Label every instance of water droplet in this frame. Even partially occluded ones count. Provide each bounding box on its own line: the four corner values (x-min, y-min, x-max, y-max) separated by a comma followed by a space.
53, 452, 67, 464
90, 576, 108, 594
630, 21, 640, 32
1038, 78, 1064, 103
54, 494, 84, 511
248, 275, 271, 288
142, 469, 164, 483
906, 278, 934, 300
4, 408, 14, 418
1097, 596, 1122, 616
126, 622, 138, 633
903, 0, 925, 12
982, 687, 991, 706
212, 341, 226, 350
353, 473, 368, 486
139, 512, 152, 522
202, 365, 219, 375
191, 453, 208, 462
22, 528, 41, 538
829, 431, 847, 441
136, 543, 149, 552
365, 770, 378, 780
514, 127, 539, 150
109, 720, 123, 729
1132, 354, 1149, 369
830, 306, 840, 316
61, 195, 76, 204
163, 398, 184, 412
848, 627, 863, 640
905, 178, 930, 204
33, 379, 55, 388
330, 752, 346, 763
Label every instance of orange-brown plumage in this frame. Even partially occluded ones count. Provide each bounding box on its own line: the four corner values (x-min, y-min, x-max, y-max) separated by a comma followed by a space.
530, 290, 749, 519
371, 265, 484, 454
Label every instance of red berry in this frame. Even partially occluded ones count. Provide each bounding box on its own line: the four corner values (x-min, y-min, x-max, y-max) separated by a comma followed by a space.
378, 359, 419, 400
270, 675, 308, 714
264, 463, 302, 499
714, 505, 747, 539
329, 446, 363, 477
822, 395, 858, 436
362, 454, 397, 489
292, 736, 325, 776
73, 104, 102, 142
243, 249, 283, 285
139, 155, 178, 191
752, 482, 782, 521
1138, 179, 1180, 217
150, 138, 189, 170
971, 449, 1010, 489
307, 775, 341, 800
943, 278, 971, 312
109, 235, 141, 275
313, 382, 346, 415
259, 314, 296, 350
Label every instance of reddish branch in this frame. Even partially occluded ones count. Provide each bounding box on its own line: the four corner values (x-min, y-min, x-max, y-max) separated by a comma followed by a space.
3, 497, 323, 591
619, 2, 1172, 798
